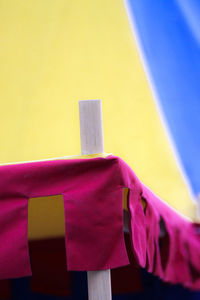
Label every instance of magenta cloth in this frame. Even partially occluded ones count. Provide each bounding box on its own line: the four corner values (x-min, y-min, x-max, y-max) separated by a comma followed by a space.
0, 155, 200, 290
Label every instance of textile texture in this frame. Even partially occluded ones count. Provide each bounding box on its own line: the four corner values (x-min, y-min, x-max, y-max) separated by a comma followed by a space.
0, 155, 200, 290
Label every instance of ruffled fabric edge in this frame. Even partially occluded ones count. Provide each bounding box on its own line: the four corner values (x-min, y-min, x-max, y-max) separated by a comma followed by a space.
127, 182, 200, 290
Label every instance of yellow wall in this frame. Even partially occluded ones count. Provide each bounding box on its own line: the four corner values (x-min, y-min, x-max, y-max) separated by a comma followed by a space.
0, 0, 197, 238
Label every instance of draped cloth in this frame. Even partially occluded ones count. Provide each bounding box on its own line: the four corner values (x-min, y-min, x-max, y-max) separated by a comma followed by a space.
0, 155, 200, 289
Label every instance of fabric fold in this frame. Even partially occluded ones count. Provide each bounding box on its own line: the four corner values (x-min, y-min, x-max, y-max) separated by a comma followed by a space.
0, 154, 200, 290
0, 196, 31, 279
63, 188, 129, 271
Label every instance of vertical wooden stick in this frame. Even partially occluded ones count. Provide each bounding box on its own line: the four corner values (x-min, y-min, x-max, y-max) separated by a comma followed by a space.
87, 269, 112, 300
79, 100, 104, 155
79, 100, 112, 300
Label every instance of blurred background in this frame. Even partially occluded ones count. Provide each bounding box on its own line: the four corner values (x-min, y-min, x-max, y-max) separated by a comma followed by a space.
0, 0, 200, 299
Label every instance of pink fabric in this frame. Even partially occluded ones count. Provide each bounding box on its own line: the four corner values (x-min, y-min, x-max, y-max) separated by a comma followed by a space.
140, 185, 193, 285
0, 156, 129, 278
0, 196, 31, 279
0, 155, 200, 290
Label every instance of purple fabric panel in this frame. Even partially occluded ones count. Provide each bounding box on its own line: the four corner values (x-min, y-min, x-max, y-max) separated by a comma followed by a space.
183, 224, 200, 289
0, 157, 120, 198
140, 184, 192, 285
0, 155, 129, 276
63, 187, 129, 270
0, 196, 31, 279
128, 188, 146, 268
143, 198, 160, 274
1, 154, 200, 290
61, 155, 129, 270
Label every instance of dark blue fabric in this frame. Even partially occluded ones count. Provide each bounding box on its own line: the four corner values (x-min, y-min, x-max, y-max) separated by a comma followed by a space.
127, 0, 200, 196
8, 270, 200, 300
10, 272, 88, 300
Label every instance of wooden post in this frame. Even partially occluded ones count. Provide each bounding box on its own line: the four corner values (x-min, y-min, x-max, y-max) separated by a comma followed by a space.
87, 269, 112, 300
79, 100, 112, 300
